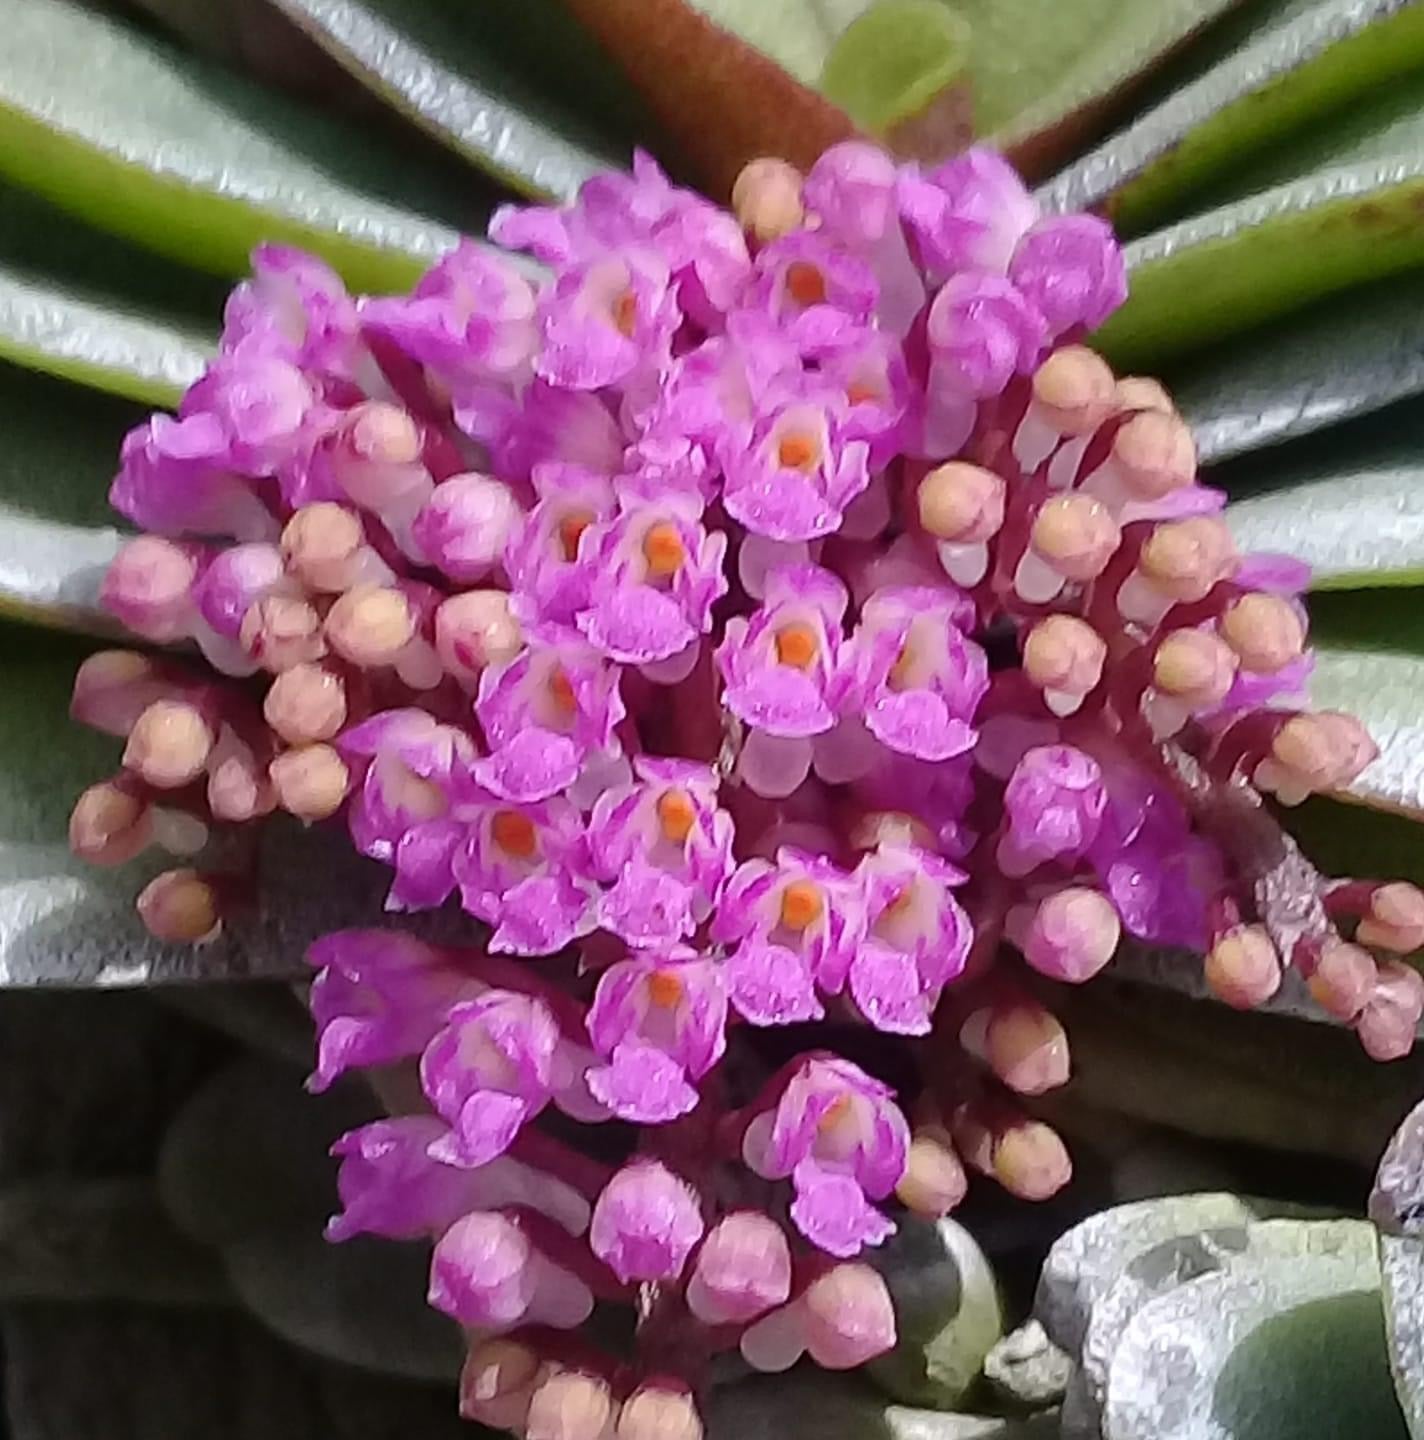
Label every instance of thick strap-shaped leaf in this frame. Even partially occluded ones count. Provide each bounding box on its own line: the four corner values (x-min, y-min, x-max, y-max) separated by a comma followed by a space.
1175, 272, 1424, 463
0, 0, 475, 291
1040, 0, 1424, 231
266, 0, 641, 202
1096, 155, 1424, 368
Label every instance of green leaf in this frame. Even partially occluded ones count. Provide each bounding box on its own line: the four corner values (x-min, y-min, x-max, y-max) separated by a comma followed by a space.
1172, 271, 1424, 464
0, 182, 214, 406
265, 0, 646, 202
1222, 404, 1424, 587
0, 625, 418, 985
0, 0, 479, 293
1093, 156, 1424, 369
1040, 0, 1424, 235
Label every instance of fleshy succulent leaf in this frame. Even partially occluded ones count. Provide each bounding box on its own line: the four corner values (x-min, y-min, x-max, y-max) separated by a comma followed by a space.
0, 0, 479, 291
265, 0, 653, 202
1041, 0, 1424, 234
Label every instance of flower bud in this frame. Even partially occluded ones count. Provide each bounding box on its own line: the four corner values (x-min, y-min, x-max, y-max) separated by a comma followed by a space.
686, 1211, 792, 1325
1152, 629, 1238, 707
269, 744, 351, 821
334, 401, 427, 510
324, 585, 415, 667
616, 1388, 704, 1440
69, 781, 151, 866
263, 663, 348, 744
1030, 346, 1116, 435
894, 1131, 968, 1217
917, 461, 1005, 544
459, 1338, 541, 1431
526, 1371, 613, 1440
413, 472, 523, 583
1219, 592, 1306, 673
70, 650, 165, 736
733, 158, 805, 243
1020, 494, 1119, 600
1357, 883, 1424, 955
1356, 960, 1424, 1062
123, 700, 214, 789
1022, 614, 1105, 714
992, 1118, 1072, 1201
801, 1264, 897, 1369
1204, 926, 1281, 1009
101, 535, 197, 640
1137, 517, 1237, 602
1111, 410, 1196, 500
1308, 939, 1377, 1021
589, 1161, 704, 1284
240, 594, 327, 672
136, 868, 222, 944
1257, 712, 1377, 804
1114, 375, 1174, 413
962, 1000, 1071, 1095
435, 590, 524, 683
282, 503, 367, 592
1019, 888, 1121, 982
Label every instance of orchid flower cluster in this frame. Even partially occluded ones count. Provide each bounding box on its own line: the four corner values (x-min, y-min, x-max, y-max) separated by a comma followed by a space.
68, 141, 1424, 1437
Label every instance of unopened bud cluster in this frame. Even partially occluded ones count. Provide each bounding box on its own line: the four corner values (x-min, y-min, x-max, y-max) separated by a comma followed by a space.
67, 142, 1424, 1429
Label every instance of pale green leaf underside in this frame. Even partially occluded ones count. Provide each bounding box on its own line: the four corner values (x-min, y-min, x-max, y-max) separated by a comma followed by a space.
1227, 467, 1424, 590
1097, 156, 1424, 368
1040, 0, 1424, 233
267, 0, 619, 202
687, 0, 1239, 145
1172, 272, 1424, 463
0, 0, 471, 293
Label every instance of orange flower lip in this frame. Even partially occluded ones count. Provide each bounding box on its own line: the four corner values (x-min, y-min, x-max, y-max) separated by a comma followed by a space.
777, 432, 818, 471
642, 521, 686, 577
647, 969, 685, 1008
780, 879, 824, 931
775, 623, 818, 669
491, 809, 539, 859
657, 788, 697, 843
784, 260, 827, 307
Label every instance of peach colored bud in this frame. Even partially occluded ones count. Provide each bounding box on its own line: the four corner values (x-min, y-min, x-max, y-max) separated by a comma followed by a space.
1152, 629, 1238, 707
350, 400, 422, 467
1138, 517, 1237, 601
270, 745, 350, 821
1356, 960, 1424, 1062
1022, 615, 1106, 698
616, 1389, 704, 1440
1311, 711, 1378, 788
1030, 495, 1120, 581
1114, 375, 1175, 413
435, 590, 523, 681
281, 503, 365, 592
895, 1132, 968, 1218
992, 1119, 1072, 1201
104, 535, 198, 639
1112, 411, 1196, 500
241, 594, 327, 672
1020, 887, 1121, 983
1308, 939, 1377, 1021
1031, 346, 1116, 434
69, 782, 151, 866
136, 868, 221, 944
1358, 883, 1424, 954
1203, 926, 1281, 1009
123, 700, 214, 789
917, 461, 1005, 543
801, 1264, 896, 1369
1219, 593, 1306, 673
71, 650, 163, 736
263, 663, 348, 745
1262, 713, 1376, 802
325, 585, 414, 667
977, 1003, 1071, 1095
732, 158, 805, 243
526, 1371, 613, 1440
459, 1338, 541, 1431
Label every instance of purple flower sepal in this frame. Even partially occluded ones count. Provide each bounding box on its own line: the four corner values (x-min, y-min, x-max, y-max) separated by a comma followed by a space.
588, 757, 733, 946
898, 147, 1039, 278
222, 244, 361, 377
712, 847, 865, 1025
304, 930, 484, 1093
999, 743, 1108, 877
742, 1053, 909, 1258
589, 1159, 705, 1283
577, 488, 728, 665
326, 1116, 593, 1241
419, 989, 604, 1169
1009, 214, 1127, 337
851, 841, 972, 1035
474, 625, 626, 803
586, 946, 728, 1122
837, 586, 988, 763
